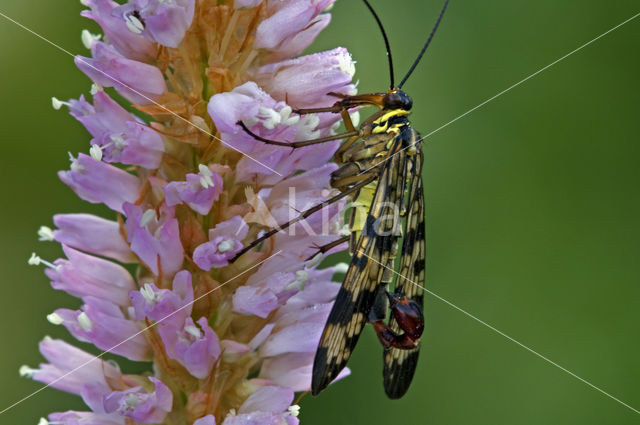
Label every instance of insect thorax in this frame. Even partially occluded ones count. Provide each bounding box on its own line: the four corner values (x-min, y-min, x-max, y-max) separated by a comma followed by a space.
338, 108, 415, 240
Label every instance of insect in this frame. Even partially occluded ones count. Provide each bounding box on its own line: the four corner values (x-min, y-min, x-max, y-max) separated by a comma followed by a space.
230, 0, 449, 399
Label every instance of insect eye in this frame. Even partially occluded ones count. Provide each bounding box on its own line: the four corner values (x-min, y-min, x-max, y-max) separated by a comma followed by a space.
384, 92, 413, 110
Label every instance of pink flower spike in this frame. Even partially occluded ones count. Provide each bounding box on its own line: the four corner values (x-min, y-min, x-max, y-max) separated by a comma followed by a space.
33, 0, 359, 421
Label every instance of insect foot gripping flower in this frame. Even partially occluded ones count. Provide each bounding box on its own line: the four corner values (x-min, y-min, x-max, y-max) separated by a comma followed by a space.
26, 1, 356, 424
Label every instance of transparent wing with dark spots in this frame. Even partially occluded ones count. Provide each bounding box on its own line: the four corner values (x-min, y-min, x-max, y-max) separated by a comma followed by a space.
311, 143, 407, 396
383, 139, 426, 399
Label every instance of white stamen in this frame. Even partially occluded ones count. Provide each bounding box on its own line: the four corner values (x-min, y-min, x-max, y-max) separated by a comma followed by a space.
28, 253, 58, 269
109, 134, 126, 150
28, 253, 40, 266
90, 83, 101, 95
279, 106, 300, 126
297, 115, 321, 140
139, 209, 157, 227
305, 252, 324, 269
51, 97, 65, 110
257, 106, 281, 130
80, 29, 101, 49
279, 106, 292, 120
198, 164, 215, 188
80, 0, 90, 6
333, 262, 349, 274
77, 312, 93, 331
217, 239, 234, 253
19, 365, 37, 378
124, 393, 141, 407
46, 313, 64, 325
109, 134, 125, 146
125, 14, 145, 34
38, 418, 50, 425
337, 52, 356, 77
198, 164, 212, 177
89, 144, 103, 161
37, 226, 55, 241
286, 270, 309, 290
140, 283, 159, 305
184, 324, 202, 339
288, 405, 301, 417
68, 153, 84, 173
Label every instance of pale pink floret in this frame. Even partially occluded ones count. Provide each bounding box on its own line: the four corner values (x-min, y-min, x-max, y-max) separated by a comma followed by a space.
158, 316, 221, 379
208, 82, 343, 185
48, 410, 125, 425
193, 216, 249, 270
23, 337, 121, 397
164, 166, 224, 215
113, 0, 196, 48
221, 386, 299, 425
75, 42, 167, 104
81, 0, 156, 61
53, 296, 151, 361
123, 203, 185, 278
103, 377, 173, 424
129, 270, 194, 327
46, 245, 136, 306
51, 213, 135, 263
58, 153, 142, 214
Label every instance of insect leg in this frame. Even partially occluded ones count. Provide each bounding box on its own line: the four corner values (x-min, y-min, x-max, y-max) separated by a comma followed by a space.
305, 235, 350, 261
295, 92, 387, 114
236, 120, 359, 148
229, 173, 376, 263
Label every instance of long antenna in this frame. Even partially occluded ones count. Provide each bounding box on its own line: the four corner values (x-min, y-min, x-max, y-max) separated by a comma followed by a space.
398, 0, 450, 89
362, 0, 395, 89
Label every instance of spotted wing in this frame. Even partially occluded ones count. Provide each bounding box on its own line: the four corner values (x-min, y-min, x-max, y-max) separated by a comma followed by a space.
311, 142, 407, 395
383, 136, 426, 399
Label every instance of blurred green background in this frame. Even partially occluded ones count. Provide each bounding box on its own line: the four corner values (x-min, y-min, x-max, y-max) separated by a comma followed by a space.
1, 0, 639, 424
